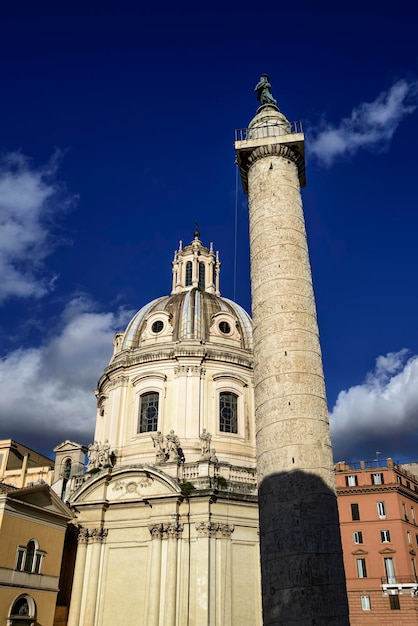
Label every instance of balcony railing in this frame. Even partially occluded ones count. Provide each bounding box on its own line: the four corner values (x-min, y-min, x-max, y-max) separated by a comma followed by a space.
381, 575, 418, 585
235, 120, 303, 142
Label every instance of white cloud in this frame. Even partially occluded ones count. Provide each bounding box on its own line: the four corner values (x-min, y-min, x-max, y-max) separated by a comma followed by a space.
330, 350, 418, 462
0, 296, 134, 451
309, 79, 418, 165
0, 151, 75, 302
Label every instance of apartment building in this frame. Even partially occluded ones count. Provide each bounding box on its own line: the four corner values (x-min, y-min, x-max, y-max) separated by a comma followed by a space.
336, 458, 418, 625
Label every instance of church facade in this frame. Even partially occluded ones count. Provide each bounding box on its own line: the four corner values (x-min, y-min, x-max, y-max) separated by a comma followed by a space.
64, 234, 262, 626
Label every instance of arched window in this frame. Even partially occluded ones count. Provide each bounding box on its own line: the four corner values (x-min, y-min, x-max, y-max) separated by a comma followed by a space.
62, 458, 72, 480
185, 261, 192, 286
16, 540, 43, 575
198, 262, 205, 290
138, 392, 159, 433
9, 594, 36, 626
24, 541, 35, 572
219, 392, 238, 433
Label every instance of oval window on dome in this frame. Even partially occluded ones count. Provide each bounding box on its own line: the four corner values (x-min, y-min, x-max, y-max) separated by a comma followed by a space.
151, 320, 164, 334
219, 321, 231, 334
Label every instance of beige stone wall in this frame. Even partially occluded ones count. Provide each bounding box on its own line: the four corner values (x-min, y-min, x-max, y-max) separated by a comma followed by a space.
68, 468, 261, 626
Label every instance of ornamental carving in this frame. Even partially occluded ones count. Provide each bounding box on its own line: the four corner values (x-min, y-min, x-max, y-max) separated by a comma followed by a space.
112, 476, 153, 498
107, 375, 130, 390
148, 522, 184, 540
77, 527, 90, 544
195, 522, 234, 539
174, 365, 206, 378
90, 527, 108, 542
78, 527, 108, 543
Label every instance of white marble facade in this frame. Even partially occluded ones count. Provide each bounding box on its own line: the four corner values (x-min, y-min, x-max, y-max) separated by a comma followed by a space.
67, 236, 262, 625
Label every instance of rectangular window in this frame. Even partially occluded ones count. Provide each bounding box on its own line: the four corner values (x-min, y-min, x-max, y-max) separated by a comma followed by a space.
351, 503, 360, 521
346, 475, 358, 487
377, 501, 386, 518
219, 392, 238, 433
412, 507, 416, 523
360, 595, 371, 611
416, 533, 418, 546
372, 473, 383, 485
16, 548, 25, 571
356, 558, 367, 578
138, 392, 159, 433
381, 529, 390, 543
353, 531, 363, 544
402, 502, 409, 521
408, 531, 412, 544
389, 595, 400, 610
385, 557, 396, 583
412, 559, 417, 581
34, 553, 42, 574
407, 481, 411, 489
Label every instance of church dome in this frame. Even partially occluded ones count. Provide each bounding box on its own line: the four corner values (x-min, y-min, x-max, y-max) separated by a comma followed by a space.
94, 234, 255, 475
111, 235, 253, 360
119, 290, 252, 351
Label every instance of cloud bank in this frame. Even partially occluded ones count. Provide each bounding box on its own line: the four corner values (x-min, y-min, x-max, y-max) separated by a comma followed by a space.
330, 349, 418, 462
309, 79, 418, 165
0, 296, 133, 453
0, 151, 75, 302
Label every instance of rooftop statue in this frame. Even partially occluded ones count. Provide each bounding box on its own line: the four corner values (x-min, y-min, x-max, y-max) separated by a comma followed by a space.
254, 74, 278, 107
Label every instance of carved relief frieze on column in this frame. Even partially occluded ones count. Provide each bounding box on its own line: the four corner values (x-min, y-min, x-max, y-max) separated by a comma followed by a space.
195, 521, 234, 539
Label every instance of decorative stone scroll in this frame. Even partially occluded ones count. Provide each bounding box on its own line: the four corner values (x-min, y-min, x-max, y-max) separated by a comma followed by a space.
195, 522, 234, 539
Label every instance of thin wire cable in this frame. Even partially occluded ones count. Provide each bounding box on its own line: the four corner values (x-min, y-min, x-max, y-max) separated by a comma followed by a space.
233, 161, 239, 302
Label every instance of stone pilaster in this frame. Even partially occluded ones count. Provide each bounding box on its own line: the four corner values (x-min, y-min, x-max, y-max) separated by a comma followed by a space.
67, 528, 89, 626
163, 522, 183, 626
83, 527, 108, 626
148, 524, 164, 626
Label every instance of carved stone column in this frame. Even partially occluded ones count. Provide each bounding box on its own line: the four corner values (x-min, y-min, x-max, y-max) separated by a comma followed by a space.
148, 524, 164, 626
164, 522, 183, 626
67, 528, 89, 626
83, 527, 108, 626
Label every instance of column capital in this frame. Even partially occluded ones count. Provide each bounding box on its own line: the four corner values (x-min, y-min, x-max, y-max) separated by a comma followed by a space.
195, 521, 234, 539
89, 527, 108, 543
77, 527, 90, 544
148, 523, 164, 540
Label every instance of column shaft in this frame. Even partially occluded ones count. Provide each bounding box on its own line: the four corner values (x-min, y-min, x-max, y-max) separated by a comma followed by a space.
148, 526, 163, 626
67, 530, 88, 626
83, 528, 107, 626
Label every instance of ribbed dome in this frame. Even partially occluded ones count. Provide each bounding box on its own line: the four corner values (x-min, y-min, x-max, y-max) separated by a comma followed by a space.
120, 288, 252, 351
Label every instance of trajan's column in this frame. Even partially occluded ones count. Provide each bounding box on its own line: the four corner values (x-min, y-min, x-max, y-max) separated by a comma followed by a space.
235, 76, 350, 625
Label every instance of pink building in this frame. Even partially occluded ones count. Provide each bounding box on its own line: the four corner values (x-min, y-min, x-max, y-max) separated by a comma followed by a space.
336, 458, 418, 625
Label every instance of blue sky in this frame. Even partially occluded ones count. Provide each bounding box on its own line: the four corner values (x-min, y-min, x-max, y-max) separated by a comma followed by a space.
0, 1, 417, 463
